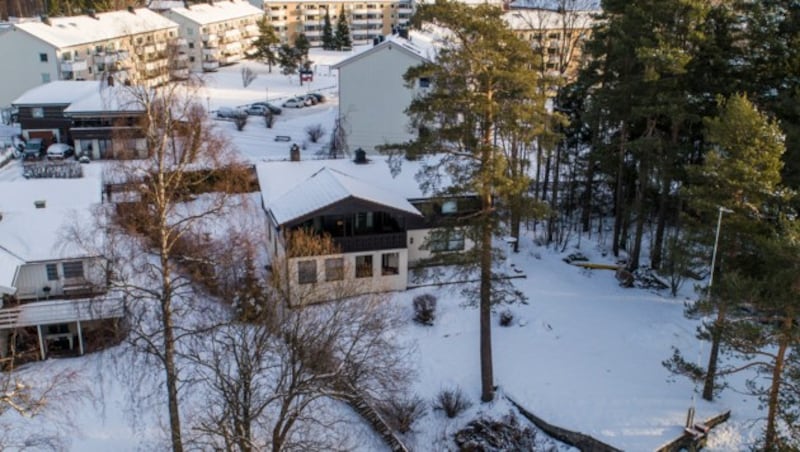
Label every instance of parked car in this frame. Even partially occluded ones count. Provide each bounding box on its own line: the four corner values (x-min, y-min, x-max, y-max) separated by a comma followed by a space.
20, 138, 45, 160
216, 107, 247, 119
245, 105, 270, 116
307, 93, 326, 103
249, 102, 282, 115
46, 143, 75, 159
282, 97, 306, 108
301, 94, 316, 106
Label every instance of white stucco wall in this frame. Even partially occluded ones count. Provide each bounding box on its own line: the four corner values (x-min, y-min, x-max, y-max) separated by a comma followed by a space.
337, 43, 425, 154
0, 30, 57, 108
14, 257, 106, 300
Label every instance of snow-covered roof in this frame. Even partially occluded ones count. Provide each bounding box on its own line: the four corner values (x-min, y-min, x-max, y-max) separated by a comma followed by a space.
0, 296, 124, 329
165, 1, 263, 25
12, 81, 102, 106
147, 0, 186, 11
268, 167, 422, 225
257, 156, 443, 225
509, 0, 601, 10
13, 9, 177, 49
504, 9, 598, 30
333, 30, 437, 69
64, 84, 145, 114
0, 176, 103, 264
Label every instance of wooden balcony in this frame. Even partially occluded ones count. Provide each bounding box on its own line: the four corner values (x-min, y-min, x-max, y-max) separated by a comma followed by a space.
333, 232, 406, 253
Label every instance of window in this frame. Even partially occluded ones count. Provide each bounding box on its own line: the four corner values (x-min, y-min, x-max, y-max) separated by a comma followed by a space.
381, 253, 399, 275
356, 255, 373, 278
41, 73, 51, 83
188, 42, 195, 49
298, 260, 317, 284
187, 27, 194, 35
46, 263, 59, 281
418, 77, 430, 88
430, 230, 465, 252
62, 261, 84, 279
441, 200, 457, 214
31, 107, 44, 118
325, 258, 344, 281
39, 53, 48, 62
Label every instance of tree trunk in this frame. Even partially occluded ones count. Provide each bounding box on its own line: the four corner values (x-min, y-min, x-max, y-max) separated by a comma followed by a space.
628, 161, 646, 271
580, 152, 595, 234
547, 140, 562, 245
479, 209, 494, 403
160, 264, 184, 452
764, 318, 790, 451
651, 175, 669, 270
612, 122, 627, 257
702, 302, 727, 401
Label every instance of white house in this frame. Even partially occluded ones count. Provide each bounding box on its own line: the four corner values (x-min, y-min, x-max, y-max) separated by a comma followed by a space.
161, 0, 264, 72
0, 8, 181, 108
0, 175, 122, 360
256, 152, 475, 305
332, 31, 436, 154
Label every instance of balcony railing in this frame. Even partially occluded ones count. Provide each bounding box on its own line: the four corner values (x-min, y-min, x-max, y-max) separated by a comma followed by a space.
61, 59, 88, 72
202, 60, 220, 71
333, 232, 406, 253
171, 68, 190, 80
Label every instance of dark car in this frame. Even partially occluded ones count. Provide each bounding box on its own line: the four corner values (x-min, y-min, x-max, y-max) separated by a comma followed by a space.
21, 138, 45, 160
249, 102, 282, 115
216, 107, 247, 119
307, 93, 326, 103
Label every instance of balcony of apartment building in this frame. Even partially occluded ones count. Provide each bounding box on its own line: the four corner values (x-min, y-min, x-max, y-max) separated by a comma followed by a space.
171, 67, 190, 80
173, 37, 188, 48
203, 47, 221, 59
397, 2, 413, 13
60, 58, 89, 74
244, 24, 259, 38
222, 28, 242, 43
202, 33, 219, 45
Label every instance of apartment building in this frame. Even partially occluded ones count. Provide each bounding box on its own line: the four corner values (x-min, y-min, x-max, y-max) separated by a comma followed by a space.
253, 0, 414, 46
0, 8, 182, 108
162, 0, 263, 72
504, 8, 598, 82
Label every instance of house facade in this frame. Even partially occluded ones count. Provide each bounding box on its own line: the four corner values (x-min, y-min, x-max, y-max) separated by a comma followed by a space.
256, 153, 475, 305
254, 0, 414, 46
332, 32, 434, 154
12, 81, 147, 159
0, 176, 122, 361
162, 1, 263, 72
0, 8, 181, 108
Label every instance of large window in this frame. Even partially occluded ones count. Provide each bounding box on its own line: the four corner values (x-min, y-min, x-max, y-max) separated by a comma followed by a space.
46, 263, 59, 281
62, 261, 84, 279
325, 258, 344, 281
39, 53, 48, 62
298, 260, 317, 284
441, 200, 457, 214
356, 255, 373, 278
31, 107, 44, 118
381, 253, 399, 275
430, 230, 465, 252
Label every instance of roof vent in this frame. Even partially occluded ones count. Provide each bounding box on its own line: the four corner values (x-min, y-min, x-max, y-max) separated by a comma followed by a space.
34, 200, 45, 209
87, 9, 98, 19
353, 148, 368, 164
40, 15, 51, 25
127, 6, 136, 13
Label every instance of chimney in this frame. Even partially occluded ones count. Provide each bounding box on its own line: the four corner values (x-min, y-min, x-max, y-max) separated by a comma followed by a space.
40, 14, 51, 25
127, 6, 136, 13
398, 27, 409, 39
353, 148, 368, 164
34, 200, 46, 209
107, 75, 114, 87
87, 9, 97, 19
290, 143, 300, 161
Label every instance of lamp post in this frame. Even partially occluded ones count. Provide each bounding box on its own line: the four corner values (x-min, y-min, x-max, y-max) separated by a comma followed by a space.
687, 205, 733, 429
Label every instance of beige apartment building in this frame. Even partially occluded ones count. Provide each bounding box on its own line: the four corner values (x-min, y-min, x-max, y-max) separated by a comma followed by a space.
162, 0, 263, 72
254, 0, 414, 46
0, 8, 183, 108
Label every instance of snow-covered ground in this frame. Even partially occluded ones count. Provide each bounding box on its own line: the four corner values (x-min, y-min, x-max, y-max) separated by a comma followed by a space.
2, 47, 766, 451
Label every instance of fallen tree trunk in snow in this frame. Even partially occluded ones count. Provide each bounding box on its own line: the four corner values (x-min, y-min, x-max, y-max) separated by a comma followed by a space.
655, 410, 731, 452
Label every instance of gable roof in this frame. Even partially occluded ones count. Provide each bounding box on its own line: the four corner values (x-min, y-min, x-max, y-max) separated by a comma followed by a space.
165, 1, 263, 25
12, 81, 102, 106
268, 167, 422, 225
332, 31, 435, 69
13, 9, 177, 49
64, 84, 145, 114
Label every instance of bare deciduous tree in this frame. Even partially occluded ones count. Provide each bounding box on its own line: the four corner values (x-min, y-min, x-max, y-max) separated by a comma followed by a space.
241, 67, 257, 88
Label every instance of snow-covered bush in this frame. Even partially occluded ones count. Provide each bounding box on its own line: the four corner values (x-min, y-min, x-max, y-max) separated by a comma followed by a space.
305, 123, 325, 143
454, 413, 539, 451
499, 309, 514, 327
377, 395, 427, 434
433, 386, 471, 418
413, 293, 437, 326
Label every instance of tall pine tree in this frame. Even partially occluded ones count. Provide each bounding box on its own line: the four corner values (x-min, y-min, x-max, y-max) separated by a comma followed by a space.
321, 7, 334, 50
253, 15, 279, 73
334, 5, 352, 50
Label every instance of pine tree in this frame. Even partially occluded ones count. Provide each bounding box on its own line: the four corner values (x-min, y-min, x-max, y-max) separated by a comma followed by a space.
321, 7, 334, 50
334, 5, 351, 50
294, 33, 310, 62
277, 44, 301, 76
253, 15, 279, 73
395, 0, 546, 403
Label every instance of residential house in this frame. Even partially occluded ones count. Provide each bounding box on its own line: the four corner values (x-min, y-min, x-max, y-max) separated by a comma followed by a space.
0, 175, 122, 361
332, 31, 435, 154
252, 0, 414, 47
0, 8, 181, 108
256, 151, 475, 305
12, 81, 147, 159
162, 0, 263, 72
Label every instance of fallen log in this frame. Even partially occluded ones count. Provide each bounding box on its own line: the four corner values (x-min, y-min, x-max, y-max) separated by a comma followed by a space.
655, 410, 731, 452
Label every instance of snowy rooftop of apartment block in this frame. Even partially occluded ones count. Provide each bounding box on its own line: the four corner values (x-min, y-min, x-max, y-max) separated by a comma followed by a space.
13, 8, 177, 49
12, 81, 102, 106
164, 0, 263, 25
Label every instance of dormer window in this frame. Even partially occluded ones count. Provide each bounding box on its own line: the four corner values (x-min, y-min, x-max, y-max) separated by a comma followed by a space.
419, 77, 430, 88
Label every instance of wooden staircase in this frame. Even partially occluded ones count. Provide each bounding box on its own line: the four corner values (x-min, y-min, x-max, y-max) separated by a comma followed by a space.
338, 384, 410, 452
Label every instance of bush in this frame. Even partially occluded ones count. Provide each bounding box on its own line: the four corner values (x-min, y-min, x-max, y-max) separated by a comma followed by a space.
264, 111, 275, 129
454, 413, 539, 451
234, 113, 248, 131
499, 309, 514, 327
413, 293, 437, 326
305, 123, 325, 143
377, 395, 427, 434
433, 386, 472, 418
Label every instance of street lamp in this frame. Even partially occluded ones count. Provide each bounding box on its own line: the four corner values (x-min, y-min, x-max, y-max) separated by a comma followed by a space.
686, 205, 733, 429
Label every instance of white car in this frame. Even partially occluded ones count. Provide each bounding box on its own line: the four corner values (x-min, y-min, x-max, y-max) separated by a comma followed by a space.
46, 143, 75, 159
282, 98, 306, 108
